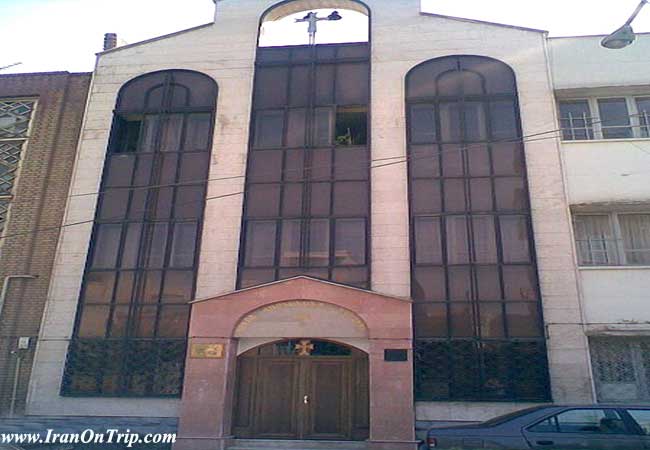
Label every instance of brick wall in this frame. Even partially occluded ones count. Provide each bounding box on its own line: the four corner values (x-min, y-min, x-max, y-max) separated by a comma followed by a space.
0, 72, 90, 417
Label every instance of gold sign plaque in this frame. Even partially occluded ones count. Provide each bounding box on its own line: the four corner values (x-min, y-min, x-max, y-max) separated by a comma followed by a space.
190, 343, 225, 359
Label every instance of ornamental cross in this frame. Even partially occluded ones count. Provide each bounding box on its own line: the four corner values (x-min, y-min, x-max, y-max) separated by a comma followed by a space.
295, 339, 315, 356
295, 11, 342, 45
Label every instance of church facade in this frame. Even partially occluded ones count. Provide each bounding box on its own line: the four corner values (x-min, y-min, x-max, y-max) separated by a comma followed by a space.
15, 1, 650, 449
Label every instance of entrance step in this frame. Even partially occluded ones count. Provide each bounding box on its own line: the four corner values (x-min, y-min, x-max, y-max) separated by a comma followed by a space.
228, 439, 367, 450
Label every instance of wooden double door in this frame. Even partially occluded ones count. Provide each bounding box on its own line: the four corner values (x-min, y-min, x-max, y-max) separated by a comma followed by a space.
233, 340, 369, 441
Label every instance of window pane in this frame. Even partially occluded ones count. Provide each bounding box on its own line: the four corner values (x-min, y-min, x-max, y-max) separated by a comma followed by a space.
473, 215, 497, 263
573, 215, 618, 265
335, 219, 366, 266
335, 147, 367, 180
174, 185, 204, 219
331, 267, 368, 288
410, 105, 436, 144
289, 66, 310, 107
309, 182, 331, 216
244, 221, 277, 267
492, 143, 524, 176
133, 305, 157, 337
139, 115, 159, 152
411, 180, 442, 214
467, 145, 490, 177
559, 101, 593, 140
449, 303, 473, 337
444, 179, 466, 212
144, 223, 169, 268
555, 409, 627, 434
506, 303, 541, 337
307, 219, 330, 267
248, 151, 282, 183
333, 181, 368, 215
476, 265, 502, 301
287, 109, 307, 148
254, 67, 288, 108
470, 178, 493, 211
412, 267, 446, 301
414, 304, 448, 338
133, 154, 153, 186
313, 108, 333, 146
500, 215, 531, 263
179, 152, 209, 183
141, 271, 162, 303
619, 214, 650, 265
161, 271, 194, 304
105, 155, 135, 187
77, 305, 110, 338
280, 220, 301, 267
463, 102, 488, 141
246, 184, 281, 218
489, 100, 519, 140
99, 189, 129, 221
109, 305, 129, 337
335, 107, 367, 146
439, 102, 461, 142
121, 223, 143, 268
170, 222, 198, 268
414, 217, 443, 264
315, 64, 335, 105
285, 149, 304, 182
409, 145, 440, 178
480, 303, 505, 338
282, 183, 303, 217
336, 63, 368, 105
184, 113, 212, 151
598, 98, 633, 139
92, 224, 123, 269
239, 269, 275, 288
448, 266, 472, 301
160, 114, 184, 152
495, 177, 527, 211
82, 272, 116, 304
157, 305, 190, 338
636, 98, 650, 138
160, 153, 179, 184
446, 216, 469, 264
153, 187, 174, 219
115, 272, 134, 304
254, 110, 284, 148
441, 144, 463, 177
502, 266, 538, 301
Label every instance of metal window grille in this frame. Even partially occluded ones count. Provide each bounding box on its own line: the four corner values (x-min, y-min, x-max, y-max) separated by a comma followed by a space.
0, 100, 35, 234
590, 337, 650, 403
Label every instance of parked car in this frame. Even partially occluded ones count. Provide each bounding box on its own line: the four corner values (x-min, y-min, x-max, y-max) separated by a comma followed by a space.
425, 405, 650, 449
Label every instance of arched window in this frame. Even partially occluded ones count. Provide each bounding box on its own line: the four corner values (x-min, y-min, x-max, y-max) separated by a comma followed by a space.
406, 56, 550, 402
63, 70, 217, 397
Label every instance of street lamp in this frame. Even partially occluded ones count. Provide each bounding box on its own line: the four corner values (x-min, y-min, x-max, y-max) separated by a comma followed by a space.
601, 0, 648, 49
295, 11, 343, 45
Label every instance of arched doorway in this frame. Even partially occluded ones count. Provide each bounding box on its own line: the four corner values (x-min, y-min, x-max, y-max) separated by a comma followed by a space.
232, 339, 369, 441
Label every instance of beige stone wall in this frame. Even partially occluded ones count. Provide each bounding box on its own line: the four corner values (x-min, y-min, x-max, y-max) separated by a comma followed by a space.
30, 0, 594, 419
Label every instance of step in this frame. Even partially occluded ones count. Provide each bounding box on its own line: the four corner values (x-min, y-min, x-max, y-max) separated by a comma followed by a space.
228, 439, 367, 450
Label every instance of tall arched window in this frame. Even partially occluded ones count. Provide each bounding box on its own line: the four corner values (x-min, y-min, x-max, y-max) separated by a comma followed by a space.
63, 70, 217, 397
406, 56, 550, 402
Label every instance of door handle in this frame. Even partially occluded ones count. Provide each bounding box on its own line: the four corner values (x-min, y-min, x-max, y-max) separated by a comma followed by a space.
303, 395, 309, 404
536, 441, 554, 446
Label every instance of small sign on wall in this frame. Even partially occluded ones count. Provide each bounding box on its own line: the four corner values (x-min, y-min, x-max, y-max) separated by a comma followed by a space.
190, 343, 225, 359
384, 349, 408, 362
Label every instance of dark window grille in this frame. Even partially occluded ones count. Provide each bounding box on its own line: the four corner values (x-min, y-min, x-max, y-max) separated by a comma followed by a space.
406, 56, 550, 402
238, 43, 371, 290
62, 70, 217, 397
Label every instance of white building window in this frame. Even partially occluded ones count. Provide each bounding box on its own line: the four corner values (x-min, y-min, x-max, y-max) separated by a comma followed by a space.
574, 213, 650, 266
0, 99, 35, 234
559, 96, 649, 141
590, 338, 650, 403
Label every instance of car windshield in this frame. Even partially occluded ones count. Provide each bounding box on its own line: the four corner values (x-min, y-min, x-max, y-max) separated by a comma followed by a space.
481, 406, 549, 427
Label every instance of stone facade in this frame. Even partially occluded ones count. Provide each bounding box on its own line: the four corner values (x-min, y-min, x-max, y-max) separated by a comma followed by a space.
23, 0, 605, 434
0, 72, 91, 417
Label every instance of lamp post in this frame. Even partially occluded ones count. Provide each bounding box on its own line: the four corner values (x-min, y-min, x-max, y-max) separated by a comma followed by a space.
601, 0, 648, 49
295, 11, 343, 45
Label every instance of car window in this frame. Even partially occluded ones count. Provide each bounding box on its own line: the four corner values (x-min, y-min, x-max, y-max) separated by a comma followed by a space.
627, 409, 650, 435
555, 409, 629, 435
529, 417, 558, 433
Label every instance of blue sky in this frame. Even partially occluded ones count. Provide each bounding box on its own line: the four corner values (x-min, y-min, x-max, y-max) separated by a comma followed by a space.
1, 0, 649, 74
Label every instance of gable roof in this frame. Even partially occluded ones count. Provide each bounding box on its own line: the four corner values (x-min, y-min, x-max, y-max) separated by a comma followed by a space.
420, 11, 547, 34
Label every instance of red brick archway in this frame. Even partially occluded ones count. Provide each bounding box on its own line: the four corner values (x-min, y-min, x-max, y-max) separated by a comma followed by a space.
174, 277, 416, 450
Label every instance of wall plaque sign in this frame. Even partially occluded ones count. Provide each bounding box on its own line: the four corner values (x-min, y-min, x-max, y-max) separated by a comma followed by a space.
190, 343, 225, 359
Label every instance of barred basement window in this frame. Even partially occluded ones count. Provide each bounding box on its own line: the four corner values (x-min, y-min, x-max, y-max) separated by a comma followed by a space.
407, 56, 550, 402
590, 337, 650, 403
0, 100, 36, 235
62, 70, 217, 397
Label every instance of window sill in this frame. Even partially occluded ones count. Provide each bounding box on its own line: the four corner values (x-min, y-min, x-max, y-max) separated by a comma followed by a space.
579, 265, 650, 271
561, 137, 650, 144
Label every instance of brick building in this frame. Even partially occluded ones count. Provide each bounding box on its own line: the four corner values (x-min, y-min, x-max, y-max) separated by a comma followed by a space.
0, 72, 91, 417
